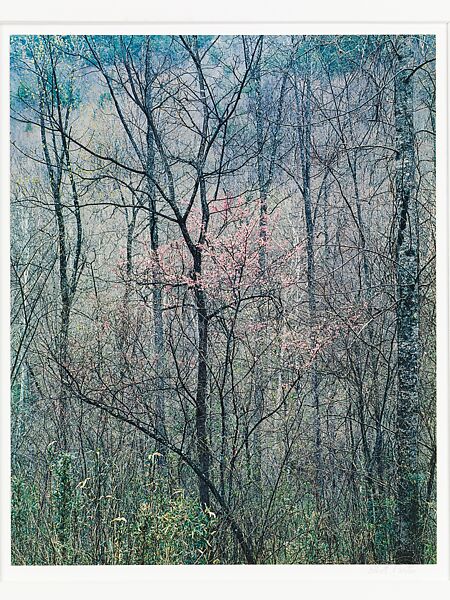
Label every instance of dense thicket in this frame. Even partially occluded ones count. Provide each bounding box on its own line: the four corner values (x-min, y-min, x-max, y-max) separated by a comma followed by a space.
10, 34, 436, 564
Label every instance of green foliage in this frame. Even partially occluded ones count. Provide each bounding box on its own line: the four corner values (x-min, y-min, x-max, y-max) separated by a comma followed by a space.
133, 488, 213, 564
50, 451, 76, 561
11, 474, 39, 560
11, 450, 216, 565
10, 450, 436, 565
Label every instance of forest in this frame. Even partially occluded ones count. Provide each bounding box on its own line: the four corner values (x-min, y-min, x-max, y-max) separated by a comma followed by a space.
10, 34, 436, 565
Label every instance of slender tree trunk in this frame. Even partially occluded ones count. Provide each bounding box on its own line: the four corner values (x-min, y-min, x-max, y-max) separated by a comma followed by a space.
253, 39, 266, 492
191, 37, 211, 507
145, 42, 166, 452
15, 209, 30, 448
394, 35, 421, 564
244, 35, 289, 495
194, 273, 211, 508
294, 43, 324, 501
39, 110, 70, 451
37, 49, 84, 453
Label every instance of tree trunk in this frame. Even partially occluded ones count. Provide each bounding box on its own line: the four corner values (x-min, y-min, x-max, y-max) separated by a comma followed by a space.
394, 35, 421, 564
295, 41, 323, 501
194, 252, 211, 508
253, 40, 266, 492
145, 42, 166, 452
39, 110, 70, 451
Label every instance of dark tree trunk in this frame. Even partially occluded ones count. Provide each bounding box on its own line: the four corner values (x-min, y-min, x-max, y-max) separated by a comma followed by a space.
191, 37, 211, 507
394, 35, 421, 564
194, 277, 211, 508
39, 102, 70, 452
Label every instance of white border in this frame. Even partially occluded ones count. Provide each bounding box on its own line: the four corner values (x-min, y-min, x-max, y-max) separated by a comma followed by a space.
0, 21, 448, 589
0, 0, 450, 24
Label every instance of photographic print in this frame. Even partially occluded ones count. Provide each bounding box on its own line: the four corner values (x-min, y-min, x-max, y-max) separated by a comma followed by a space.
9, 33, 436, 565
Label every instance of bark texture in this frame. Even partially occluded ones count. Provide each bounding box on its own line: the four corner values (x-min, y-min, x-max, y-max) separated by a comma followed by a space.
394, 35, 421, 564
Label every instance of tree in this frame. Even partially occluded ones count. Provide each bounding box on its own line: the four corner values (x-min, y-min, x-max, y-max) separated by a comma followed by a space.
394, 34, 421, 564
